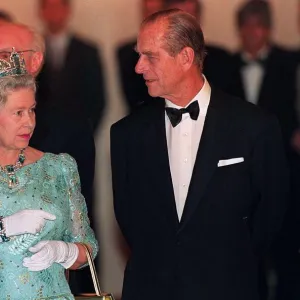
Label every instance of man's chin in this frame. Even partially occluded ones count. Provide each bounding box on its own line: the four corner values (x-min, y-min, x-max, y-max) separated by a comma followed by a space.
147, 89, 160, 98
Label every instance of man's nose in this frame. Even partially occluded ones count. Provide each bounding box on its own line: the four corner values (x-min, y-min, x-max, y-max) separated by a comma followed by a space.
135, 56, 146, 74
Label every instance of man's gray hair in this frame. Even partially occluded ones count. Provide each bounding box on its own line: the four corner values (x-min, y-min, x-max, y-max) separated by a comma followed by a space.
141, 8, 206, 70
0, 75, 36, 107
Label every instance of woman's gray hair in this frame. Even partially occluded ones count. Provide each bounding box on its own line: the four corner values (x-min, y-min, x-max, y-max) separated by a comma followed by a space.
0, 75, 36, 107
141, 8, 206, 71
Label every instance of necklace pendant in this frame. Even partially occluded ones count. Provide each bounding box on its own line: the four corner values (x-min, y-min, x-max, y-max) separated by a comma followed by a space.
0, 148, 25, 188
8, 175, 18, 188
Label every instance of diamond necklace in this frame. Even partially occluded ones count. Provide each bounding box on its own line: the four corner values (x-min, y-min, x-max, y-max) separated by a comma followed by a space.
0, 148, 26, 188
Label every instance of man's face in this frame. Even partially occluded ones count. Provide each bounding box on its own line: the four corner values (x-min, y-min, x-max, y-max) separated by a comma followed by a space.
143, 0, 163, 18
0, 24, 35, 73
239, 16, 270, 54
166, 0, 199, 19
39, 0, 70, 34
135, 21, 184, 101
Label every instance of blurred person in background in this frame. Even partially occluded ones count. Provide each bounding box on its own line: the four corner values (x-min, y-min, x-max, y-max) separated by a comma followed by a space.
37, 0, 106, 134
117, 0, 164, 113
0, 21, 97, 295
227, 1, 300, 299
164, 0, 232, 92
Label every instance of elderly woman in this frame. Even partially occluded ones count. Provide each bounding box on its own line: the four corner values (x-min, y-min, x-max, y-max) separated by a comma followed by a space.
0, 49, 98, 299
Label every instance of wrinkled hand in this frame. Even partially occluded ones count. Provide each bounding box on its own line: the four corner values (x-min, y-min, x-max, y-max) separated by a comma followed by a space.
3, 209, 56, 237
291, 129, 300, 154
23, 240, 79, 271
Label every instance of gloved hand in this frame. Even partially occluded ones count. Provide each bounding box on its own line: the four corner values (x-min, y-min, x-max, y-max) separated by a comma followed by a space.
3, 209, 56, 237
23, 240, 79, 271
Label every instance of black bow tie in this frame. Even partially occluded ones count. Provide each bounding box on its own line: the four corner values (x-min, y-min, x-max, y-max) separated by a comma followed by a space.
165, 100, 200, 127
241, 57, 267, 68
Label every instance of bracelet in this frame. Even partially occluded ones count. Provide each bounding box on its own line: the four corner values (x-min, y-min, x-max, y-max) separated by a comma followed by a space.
0, 216, 10, 242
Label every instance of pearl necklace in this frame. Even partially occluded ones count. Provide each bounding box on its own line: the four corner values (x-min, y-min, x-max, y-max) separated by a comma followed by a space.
0, 149, 26, 188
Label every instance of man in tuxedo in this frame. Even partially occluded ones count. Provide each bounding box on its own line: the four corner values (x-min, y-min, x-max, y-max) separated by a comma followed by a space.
116, 0, 164, 113
0, 21, 96, 294
164, 0, 232, 92
37, 0, 105, 133
228, 0, 297, 148
111, 9, 288, 300
228, 2, 300, 298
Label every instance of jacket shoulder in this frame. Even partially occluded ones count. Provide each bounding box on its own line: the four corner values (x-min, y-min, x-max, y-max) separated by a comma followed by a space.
111, 98, 162, 133
212, 88, 277, 128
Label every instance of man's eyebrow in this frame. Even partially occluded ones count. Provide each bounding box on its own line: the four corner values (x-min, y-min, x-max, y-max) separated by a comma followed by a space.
135, 50, 159, 57
133, 45, 159, 56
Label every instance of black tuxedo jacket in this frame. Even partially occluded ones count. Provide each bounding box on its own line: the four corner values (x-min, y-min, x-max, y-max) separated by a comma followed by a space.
30, 107, 95, 226
36, 35, 105, 133
111, 88, 288, 300
203, 44, 232, 92
227, 45, 298, 150
117, 39, 155, 112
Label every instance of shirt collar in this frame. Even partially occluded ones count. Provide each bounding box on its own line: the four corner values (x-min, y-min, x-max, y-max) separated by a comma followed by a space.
165, 76, 211, 109
47, 31, 70, 49
241, 46, 269, 63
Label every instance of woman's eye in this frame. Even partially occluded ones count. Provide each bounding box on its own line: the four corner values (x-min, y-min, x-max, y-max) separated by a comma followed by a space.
0, 52, 10, 60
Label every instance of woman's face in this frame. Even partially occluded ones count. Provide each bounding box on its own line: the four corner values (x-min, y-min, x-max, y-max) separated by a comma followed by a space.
0, 88, 36, 152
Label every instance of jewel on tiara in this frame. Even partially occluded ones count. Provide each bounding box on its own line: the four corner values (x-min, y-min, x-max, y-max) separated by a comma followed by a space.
0, 47, 27, 78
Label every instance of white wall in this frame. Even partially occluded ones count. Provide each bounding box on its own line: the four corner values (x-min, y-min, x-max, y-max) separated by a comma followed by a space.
0, 0, 299, 297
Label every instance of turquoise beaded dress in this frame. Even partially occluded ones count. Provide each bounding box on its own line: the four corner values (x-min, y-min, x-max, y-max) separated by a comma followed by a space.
0, 153, 98, 300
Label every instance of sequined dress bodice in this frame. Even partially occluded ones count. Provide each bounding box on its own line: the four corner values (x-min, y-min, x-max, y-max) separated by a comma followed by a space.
0, 153, 98, 300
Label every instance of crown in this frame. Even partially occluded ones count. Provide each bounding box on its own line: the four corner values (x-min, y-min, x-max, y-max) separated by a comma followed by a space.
0, 48, 27, 78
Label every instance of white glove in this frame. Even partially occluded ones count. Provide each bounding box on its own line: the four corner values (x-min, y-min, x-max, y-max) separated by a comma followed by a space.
23, 240, 79, 271
3, 209, 56, 237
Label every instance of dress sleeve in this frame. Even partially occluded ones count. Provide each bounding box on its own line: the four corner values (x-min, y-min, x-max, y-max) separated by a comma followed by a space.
59, 153, 98, 261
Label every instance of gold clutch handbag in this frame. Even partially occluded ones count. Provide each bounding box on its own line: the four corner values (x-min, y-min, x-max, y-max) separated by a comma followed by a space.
67, 244, 115, 300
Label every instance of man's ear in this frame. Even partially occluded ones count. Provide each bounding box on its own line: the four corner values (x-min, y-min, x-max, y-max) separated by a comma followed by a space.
179, 47, 195, 71
30, 51, 44, 77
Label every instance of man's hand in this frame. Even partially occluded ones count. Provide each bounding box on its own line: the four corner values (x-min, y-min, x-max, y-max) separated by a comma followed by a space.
291, 129, 300, 154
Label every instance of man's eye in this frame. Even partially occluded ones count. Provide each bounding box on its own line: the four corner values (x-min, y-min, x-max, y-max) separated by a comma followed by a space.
15, 111, 23, 116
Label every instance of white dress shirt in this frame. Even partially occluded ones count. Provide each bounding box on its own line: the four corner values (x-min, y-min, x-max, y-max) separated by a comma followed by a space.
165, 78, 211, 220
47, 32, 70, 70
241, 47, 268, 105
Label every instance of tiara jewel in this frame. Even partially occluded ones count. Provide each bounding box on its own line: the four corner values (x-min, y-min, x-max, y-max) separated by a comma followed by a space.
0, 47, 27, 78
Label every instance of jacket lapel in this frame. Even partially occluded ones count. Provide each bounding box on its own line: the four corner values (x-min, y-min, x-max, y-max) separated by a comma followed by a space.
142, 100, 180, 230
178, 89, 231, 232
